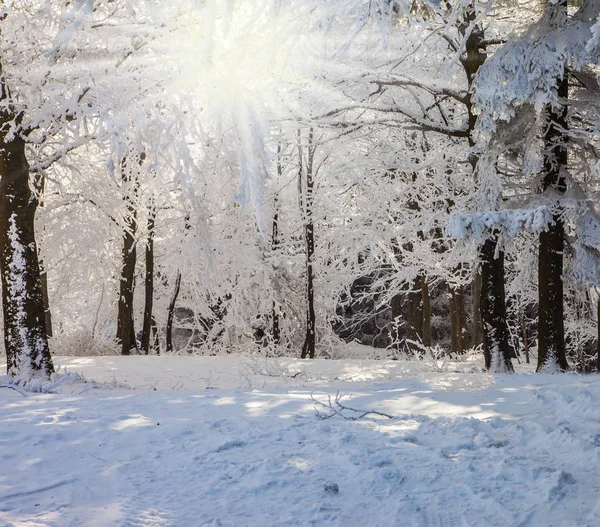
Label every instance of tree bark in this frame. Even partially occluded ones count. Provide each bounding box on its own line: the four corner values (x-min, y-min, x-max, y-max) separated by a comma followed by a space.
141, 203, 156, 354
480, 235, 514, 372
0, 113, 53, 377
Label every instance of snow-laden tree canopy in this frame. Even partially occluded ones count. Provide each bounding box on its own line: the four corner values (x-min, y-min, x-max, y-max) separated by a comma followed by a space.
474, 0, 600, 145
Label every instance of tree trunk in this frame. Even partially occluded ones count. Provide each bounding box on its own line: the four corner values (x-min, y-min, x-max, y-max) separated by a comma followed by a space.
480, 235, 514, 372
272, 151, 282, 345
141, 204, 156, 354
116, 155, 141, 355
472, 273, 483, 347
463, 4, 495, 355
522, 313, 530, 364
390, 240, 404, 350
300, 129, 316, 359
406, 274, 424, 348
40, 269, 52, 337
450, 287, 468, 355
0, 118, 53, 378
34, 174, 53, 338
421, 275, 432, 347
271, 302, 280, 346
597, 297, 600, 372
390, 290, 403, 350
537, 28, 568, 371
538, 221, 568, 371
151, 317, 159, 355
301, 221, 316, 359
166, 271, 181, 353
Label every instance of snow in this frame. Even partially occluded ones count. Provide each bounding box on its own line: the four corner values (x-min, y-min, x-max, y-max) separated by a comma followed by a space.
1, 355, 600, 526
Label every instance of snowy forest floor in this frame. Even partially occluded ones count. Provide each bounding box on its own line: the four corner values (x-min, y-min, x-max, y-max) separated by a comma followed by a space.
1, 355, 600, 527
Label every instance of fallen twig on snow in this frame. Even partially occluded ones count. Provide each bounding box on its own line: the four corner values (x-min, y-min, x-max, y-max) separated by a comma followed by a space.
311, 392, 394, 421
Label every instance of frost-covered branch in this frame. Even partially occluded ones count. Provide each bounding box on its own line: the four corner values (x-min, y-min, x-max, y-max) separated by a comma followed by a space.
370, 78, 468, 105
318, 103, 469, 137
447, 206, 554, 241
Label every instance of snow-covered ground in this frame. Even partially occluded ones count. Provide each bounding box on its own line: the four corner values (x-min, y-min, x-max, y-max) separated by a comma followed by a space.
1, 355, 600, 526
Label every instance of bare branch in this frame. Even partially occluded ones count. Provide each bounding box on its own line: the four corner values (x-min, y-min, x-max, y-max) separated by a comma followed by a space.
370, 78, 468, 105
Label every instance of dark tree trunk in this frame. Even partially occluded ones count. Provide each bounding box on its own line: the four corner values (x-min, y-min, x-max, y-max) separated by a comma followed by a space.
421, 275, 432, 347
141, 204, 156, 354
301, 221, 316, 359
464, 5, 489, 353
117, 223, 137, 355
40, 269, 52, 337
271, 302, 280, 346
116, 155, 141, 355
390, 240, 403, 350
537, 36, 568, 371
538, 220, 567, 371
450, 286, 468, 355
462, 4, 511, 360
390, 293, 403, 349
300, 129, 316, 359
597, 297, 600, 372
0, 111, 53, 377
406, 274, 424, 348
397, 165, 428, 354
480, 235, 514, 372
522, 314, 530, 364
166, 271, 181, 354
151, 317, 159, 355
472, 273, 483, 347
34, 174, 53, 338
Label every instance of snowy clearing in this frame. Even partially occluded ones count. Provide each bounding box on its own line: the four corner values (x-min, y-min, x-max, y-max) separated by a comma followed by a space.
1, 356, 600, 526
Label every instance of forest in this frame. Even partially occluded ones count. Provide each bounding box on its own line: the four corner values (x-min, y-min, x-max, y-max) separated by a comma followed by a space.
1, 0, 600, 379
3, 2, 600, 525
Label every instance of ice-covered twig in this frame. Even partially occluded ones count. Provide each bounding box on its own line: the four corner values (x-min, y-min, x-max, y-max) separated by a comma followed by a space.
311, 392, 394, 421
44, 373, 82, 392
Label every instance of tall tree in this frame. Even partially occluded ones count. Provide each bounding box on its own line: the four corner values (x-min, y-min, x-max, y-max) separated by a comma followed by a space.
461, 3, 515, 371
0, 77, 54, 378
116, 152, 143, 355
472, 0, 600, 371
536, 0, 569, 371
299, 129, 317, 359
141, 201, 157, 354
